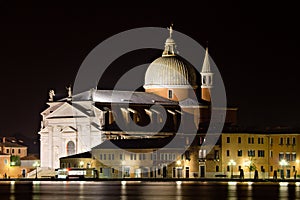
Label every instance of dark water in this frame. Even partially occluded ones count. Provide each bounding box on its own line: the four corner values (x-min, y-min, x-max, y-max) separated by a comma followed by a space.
0, 181, 300, 200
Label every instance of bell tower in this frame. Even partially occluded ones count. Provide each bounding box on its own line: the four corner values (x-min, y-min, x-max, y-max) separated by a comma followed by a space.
200, 48, 213, 102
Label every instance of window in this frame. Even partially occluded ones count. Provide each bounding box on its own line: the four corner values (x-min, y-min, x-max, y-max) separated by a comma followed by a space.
248, 150, 255, 157
279, 152, 284, 160
199, 137, 205, 145
160, 153, 164, 160
173, 167, 176, 178
270, 150, 273, 158
258, 138, 264, 144
153, 154, 157, 161
287, 138, 290, 145
124, 167, 130, 177
199, 150, 207, 159
279, 138, 283, 145
293, 166, 296, 172
100, 168, 103, 173
172, 153, 176, 160
238, 137, 241, 144
226, 150, 230, 157
130, 154, 136, 160
18, 149, 21, 154
216, 165, 219, 172
103, 154, 106, 160
185, 137, 190, 145
293, 137, 296, 145
270, 138, 273, 145
168, 153, 172, 160
270, 166, 273, 172
168, 90, 173, 99
120, 154, 123, 160
227, 166, 230, 172
12, 149, 15, 154
67, 141, 75, 155
292, 153, 296, 161
261, 166, 264, 172
214, 150, 219, 160
238, 150, 242, 157
258, 150, 265, 157
248, 137, 254, 144
286, 153, 291, 161
108, 154, 111, 160
4, 159, 8, 165
6, 149, 9, 154
100, 154, 103, 160
185, 151, 190, 160
112, 168, 115, 174
227, 137, 230, 143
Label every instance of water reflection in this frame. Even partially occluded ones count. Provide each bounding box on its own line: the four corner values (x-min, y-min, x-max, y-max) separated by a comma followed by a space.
0, 181, 300, 200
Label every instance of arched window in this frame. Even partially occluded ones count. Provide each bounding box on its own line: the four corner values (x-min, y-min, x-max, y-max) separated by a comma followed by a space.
67, 141, 75, 155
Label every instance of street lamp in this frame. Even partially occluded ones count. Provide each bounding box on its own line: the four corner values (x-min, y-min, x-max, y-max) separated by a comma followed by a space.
79, 161, 84, 168
33, 161, 40, 179
279, 159, 288, 179
228, 160, 236, 179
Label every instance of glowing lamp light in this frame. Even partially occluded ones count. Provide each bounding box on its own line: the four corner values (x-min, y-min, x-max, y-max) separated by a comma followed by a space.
176, 181, 182, 185
279, 182, 289, 186
244, 160, 251, 167
176, 160, 181, 165
296, 160, 300, 164
279, 159, 288, 166
79, 161, 84, 167
228, 160, 236, 166
228, 182, 237, 186
121, 181, 126, 186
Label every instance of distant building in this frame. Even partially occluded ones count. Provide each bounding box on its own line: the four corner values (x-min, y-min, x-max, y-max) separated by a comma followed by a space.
0, 137, 27, 158
0, 137, 39, 178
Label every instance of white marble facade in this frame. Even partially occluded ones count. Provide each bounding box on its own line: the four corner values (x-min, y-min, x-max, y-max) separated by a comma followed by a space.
39, 100, 104, 169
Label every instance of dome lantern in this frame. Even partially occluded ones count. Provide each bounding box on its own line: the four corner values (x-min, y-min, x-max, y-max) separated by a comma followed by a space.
162, 25, 176, 57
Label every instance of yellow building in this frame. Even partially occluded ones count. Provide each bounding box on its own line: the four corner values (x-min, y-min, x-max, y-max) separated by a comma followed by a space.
269, 133, 300, 179
221, 132, 300, 179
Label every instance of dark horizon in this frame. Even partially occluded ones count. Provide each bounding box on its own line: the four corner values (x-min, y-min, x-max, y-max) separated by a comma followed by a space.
0, 2, 299, 152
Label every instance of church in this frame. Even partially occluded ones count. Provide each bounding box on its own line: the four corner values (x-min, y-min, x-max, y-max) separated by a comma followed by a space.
38, 26, 237, 172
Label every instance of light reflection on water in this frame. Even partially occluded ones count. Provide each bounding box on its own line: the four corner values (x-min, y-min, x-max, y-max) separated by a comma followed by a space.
0, 181, 300, 200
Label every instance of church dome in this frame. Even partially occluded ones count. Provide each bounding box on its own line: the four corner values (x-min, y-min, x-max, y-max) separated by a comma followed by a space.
144, 55, 198, 89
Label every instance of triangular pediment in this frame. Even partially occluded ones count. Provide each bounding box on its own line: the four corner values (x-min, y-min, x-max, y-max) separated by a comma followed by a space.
46, 102, 88, 119
61, 126, 77, 133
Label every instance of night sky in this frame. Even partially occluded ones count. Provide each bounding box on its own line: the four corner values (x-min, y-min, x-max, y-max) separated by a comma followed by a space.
0, 2, 299, 152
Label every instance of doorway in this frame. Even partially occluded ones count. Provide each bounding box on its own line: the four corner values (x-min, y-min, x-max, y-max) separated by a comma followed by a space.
185, 167, 190, 178
200, 166, 205, 178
